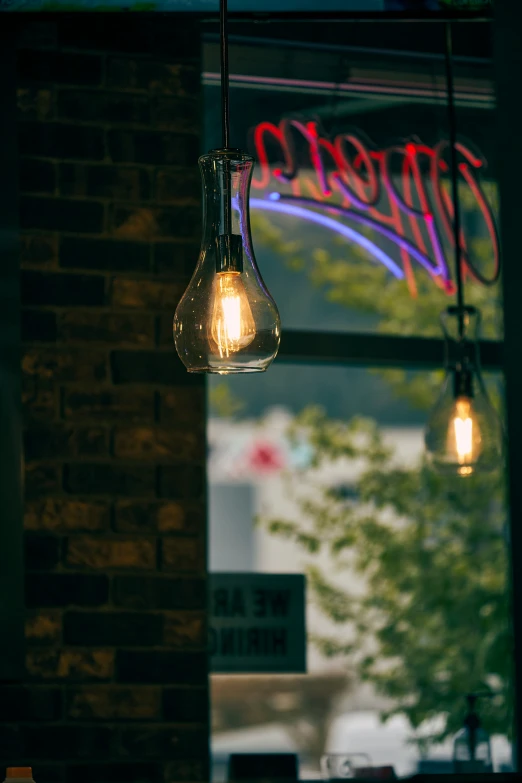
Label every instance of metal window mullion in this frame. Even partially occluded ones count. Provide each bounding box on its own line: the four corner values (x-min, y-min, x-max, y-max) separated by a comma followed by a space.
277, 330, 503, 371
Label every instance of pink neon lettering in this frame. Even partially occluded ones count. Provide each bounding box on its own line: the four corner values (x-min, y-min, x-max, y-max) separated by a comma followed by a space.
251, 119, 500, 293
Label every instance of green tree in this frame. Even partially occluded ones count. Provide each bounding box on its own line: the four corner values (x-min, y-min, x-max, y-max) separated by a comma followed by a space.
265, 409, 509, 742
250, 203, 511, 744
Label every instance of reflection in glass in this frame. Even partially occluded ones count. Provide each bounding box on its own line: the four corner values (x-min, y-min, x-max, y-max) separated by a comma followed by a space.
320, 753, 372, 780
453, 695, 493, 774
209, 364, 510, 778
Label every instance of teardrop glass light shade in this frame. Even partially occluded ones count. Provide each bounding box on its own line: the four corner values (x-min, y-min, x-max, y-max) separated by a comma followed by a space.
425, 306, 503, 477
173, 149, 281, 374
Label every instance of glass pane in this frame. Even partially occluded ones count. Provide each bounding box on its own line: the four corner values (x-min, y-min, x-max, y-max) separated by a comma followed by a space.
208, 365, 511, 779
203, 21, 502, 339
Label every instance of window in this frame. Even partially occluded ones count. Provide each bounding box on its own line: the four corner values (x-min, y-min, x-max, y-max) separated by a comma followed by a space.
205, 17, 510, 780
204, 20, 502, 340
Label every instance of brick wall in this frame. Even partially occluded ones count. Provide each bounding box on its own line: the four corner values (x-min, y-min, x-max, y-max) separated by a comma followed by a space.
9, 17, 208, 783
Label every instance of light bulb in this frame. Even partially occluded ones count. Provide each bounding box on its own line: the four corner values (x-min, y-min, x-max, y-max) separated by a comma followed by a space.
425, 306, 502, 476
426, 369, 502, 476
448, 396, 480, 477
173, 149, 280, 374
210, 272, 256, 357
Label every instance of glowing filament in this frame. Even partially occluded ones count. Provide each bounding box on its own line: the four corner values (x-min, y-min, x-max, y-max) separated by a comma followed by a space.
451, 397, 478, 476
210, 272, 256, 358
454, 417, 472, 462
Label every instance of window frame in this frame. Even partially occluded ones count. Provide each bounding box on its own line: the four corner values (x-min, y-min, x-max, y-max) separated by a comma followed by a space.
205, 11, 519, 769
278, 329, 502, 370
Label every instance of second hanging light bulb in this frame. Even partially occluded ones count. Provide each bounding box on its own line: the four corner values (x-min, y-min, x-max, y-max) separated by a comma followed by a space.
425, 306, 502, 477
448, 396, 480, 477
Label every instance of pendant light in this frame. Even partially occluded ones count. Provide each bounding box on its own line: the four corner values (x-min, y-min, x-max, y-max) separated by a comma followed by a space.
173, 0, 281, 374
424, 24, 503, 477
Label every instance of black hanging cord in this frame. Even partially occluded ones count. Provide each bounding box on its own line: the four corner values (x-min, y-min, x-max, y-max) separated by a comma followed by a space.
220, 0, 231, 150
217, 0, 238, 268
444, 22, 465, 339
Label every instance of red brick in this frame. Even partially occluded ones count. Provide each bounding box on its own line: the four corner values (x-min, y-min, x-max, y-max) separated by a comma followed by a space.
162, 537, 203, 574
107, 130, 198, 165
20, 232, 58, 267
0, 686, 62, 722
151, 97, 199, 133
69, 763, 161, 783
19, 121, 104, 161
59, 311, 154, 346
22, 309, 57, 342
18, 50, 103, 86
65, 463, 156, 497
109, 206, 159, 240
57, 90, 150, 125
22, 378, 56, 421
26, 573, 109, 608
63, 388, 154, 422
158, 504, 203, 534
112, 278, 184, 310
26, 649, 114, 680
59, 163, 151, 201
20, 196, 104, 233
115, 650, 206, 685
56, 17, 151, 53
23, 348, 107, 383
21, 725, 112, 760
70, 427, 109, 457
106, 58, 198, 96
25, 464, 62, 498
110, 205, 200, 240
113, 427, 204, 461
114, 500, 183, 533
25, 610, 62, 646
114, 500, 202, 534
25, 534, 61, 571
154, 168, 199, 204
67, 686, 161, 720
164, 759, 208, 782
114, 725, 207, 758
17, 87, 54, 122
162, 688, 208, 723
112, 576, 205, 611
64, 611, 162, 646
24, 425, 109, 460
163, 612, 205, 648
159, 388, 205, 428
111, 350, 198, 387
16, 19, 208, 747
159, 465, 205, 501
157, 314, 174, 347
66, 537, 156, 570
21, 159, 56, 195
60, 236, 150, 273
153, 241, 198, 277
18, 21, 57, 49
25, 499, 110, 532
22, 270, 105, 307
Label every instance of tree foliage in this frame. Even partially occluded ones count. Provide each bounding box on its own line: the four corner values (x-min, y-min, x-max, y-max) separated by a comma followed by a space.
264, 408, 509, 741
250, 199, 510, 742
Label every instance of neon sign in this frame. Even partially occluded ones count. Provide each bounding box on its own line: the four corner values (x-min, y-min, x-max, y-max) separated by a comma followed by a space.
250, 119, 500, 297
